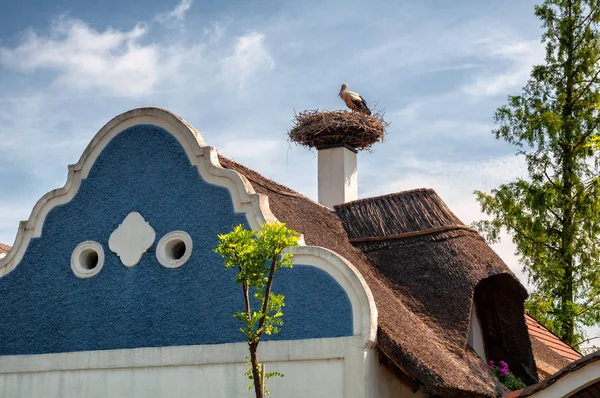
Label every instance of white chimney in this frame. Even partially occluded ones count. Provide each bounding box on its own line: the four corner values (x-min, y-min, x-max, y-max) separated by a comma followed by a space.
317, 144, 358, 208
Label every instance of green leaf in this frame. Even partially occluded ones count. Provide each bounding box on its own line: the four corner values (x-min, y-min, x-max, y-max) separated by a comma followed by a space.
215, 222, 297, 395
473, 0, 600, 347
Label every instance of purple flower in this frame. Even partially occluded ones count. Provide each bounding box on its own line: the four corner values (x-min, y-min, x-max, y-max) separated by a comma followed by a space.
487, 365, 494, 370
499, 360, 508, 369
488, 360, 494, 366
500, 368, 509, 376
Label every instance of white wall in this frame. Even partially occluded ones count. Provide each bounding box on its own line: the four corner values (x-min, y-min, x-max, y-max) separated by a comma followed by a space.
0, 342, 430, 398
317, 146, 358, 207
0, 359, 344, 398
0, 337, 375, 398
0, 109, 380, 398
365, 349, 427, 398
468, 304, 486, 362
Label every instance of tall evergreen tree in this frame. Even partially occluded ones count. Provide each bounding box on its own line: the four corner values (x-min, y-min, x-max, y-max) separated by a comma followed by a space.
474, 0, 600, 347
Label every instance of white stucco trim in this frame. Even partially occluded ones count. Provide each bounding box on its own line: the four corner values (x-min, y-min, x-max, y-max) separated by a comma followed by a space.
0, 336, 365, 374
70, 241, 105, 279
0, 107, 376, 345
527, 361, 600, 398
108, 212, 156, 268
0, 108, 275, 278
156, 231, 193, 269
289, 246, 377, 343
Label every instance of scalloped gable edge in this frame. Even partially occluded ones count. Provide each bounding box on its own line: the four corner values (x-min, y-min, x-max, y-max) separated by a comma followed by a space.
0, 107, 377, 343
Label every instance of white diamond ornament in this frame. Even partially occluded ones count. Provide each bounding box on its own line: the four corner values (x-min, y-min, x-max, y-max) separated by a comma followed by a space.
109, 212, 156, 268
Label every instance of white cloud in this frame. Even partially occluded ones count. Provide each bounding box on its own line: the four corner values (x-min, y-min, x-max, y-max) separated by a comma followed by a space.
217, 137, 284, 161
0, 13, 274, 98
462, 38, 545, 97
221, 33, 275, 92
203, 22, 226, 43
155, 0, 193, 23
0, 18, 158, 97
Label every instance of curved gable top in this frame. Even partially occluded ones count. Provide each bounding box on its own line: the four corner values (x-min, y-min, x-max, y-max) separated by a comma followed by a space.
0, 108, 376, 352
0, 108, 273, 274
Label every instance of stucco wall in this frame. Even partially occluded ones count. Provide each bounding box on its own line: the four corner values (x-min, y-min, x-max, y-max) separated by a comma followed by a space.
0, 359, 344, 398
0, 109, 379, 397
365, 350, 427, 398
0, 124, 353, 356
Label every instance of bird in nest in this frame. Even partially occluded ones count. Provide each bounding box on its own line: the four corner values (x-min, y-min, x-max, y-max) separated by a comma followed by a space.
338, 83, 371, 115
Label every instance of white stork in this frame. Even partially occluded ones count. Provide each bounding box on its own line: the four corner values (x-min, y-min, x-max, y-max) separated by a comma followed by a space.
338, 83, 371, 115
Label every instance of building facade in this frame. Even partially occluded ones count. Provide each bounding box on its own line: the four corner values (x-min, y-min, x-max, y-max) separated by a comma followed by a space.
1, 108, 596, 397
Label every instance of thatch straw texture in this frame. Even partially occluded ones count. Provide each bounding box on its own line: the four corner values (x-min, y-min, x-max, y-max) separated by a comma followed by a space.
288, 110, 388, 150
335, 189, 463, 239
336, 190, 538, 390
219, 156, 537, 397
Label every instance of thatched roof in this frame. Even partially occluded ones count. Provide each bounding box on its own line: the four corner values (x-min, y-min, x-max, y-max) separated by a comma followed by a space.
335, 189, 538, 393
219, 158, 538, 397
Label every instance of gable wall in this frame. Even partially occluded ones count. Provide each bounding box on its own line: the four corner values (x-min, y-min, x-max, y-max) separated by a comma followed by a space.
0, 109, 377, 397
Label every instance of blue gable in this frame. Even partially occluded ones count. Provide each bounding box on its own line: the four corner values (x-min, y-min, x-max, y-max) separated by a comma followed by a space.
0, 124, 353, 356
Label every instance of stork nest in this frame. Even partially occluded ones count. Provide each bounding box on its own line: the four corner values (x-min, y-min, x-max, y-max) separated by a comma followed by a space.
288, 109, 389, 151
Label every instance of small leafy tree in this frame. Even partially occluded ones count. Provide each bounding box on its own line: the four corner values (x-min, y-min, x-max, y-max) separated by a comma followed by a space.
215, 222, 300, 398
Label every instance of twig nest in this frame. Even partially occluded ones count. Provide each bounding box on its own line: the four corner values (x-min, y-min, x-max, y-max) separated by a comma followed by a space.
288, 109, 389, 151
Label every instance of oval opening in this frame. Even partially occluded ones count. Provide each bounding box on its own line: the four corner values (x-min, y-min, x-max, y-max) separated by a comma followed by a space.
79, 248, 99, 270
167, 240, 186, 261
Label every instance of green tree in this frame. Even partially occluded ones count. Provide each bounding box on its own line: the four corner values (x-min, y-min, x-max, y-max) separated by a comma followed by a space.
474, 0, 600, 347
215, 222, 300, 398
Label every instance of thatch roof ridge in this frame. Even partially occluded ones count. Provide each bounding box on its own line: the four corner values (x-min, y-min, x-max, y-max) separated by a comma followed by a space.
338, 188, 438, 205
218, 155, 514, 396
335, 188, 465, 240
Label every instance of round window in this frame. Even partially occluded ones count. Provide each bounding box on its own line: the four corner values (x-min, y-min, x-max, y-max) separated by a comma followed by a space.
156, 231, 193, 268
71, 241, 105, 278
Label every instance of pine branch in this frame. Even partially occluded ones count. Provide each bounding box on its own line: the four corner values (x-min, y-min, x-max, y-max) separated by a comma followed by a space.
573, 118, 600, 150
577, 335, 600, 345
543, 164, 561, 192
509, 224, 561, 253
572, 2, 600, 51
571, 66, 600, 105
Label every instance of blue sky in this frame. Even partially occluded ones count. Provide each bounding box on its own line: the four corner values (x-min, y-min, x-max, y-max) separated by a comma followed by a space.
0, 0, 559, 318
0, 0, 543, 273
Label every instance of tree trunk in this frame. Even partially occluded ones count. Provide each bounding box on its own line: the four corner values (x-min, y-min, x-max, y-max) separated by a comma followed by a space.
261, 362, 266, 397
560, 0, 576, 346
249, 342, 263, 398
